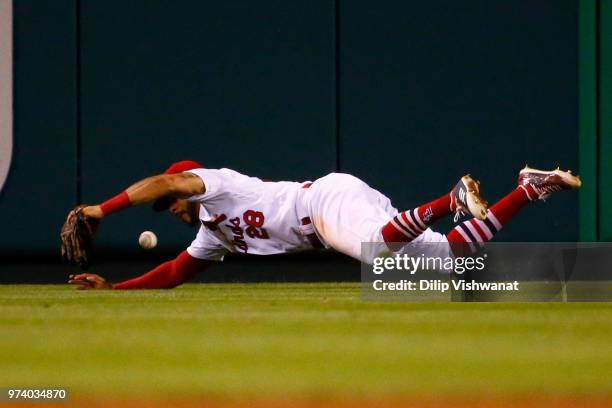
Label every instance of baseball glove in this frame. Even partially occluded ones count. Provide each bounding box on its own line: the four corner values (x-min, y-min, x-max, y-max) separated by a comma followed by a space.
60, 206, 99, 269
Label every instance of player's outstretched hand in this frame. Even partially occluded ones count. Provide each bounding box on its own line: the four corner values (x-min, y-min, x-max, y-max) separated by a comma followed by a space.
80, 205, 104, 219
68, 273, 113, 290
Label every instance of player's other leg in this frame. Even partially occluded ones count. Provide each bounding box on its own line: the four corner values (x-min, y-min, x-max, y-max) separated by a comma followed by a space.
381, 175, 488, 246
447, 166, 581, 253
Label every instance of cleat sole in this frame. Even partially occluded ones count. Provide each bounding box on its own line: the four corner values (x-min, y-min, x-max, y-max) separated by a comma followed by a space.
461, 175, 488, 221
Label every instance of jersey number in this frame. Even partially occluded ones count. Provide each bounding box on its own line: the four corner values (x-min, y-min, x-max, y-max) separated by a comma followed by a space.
243, 210, 269, 239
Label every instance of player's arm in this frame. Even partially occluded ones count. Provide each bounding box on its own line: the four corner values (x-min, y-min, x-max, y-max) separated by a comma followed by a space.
67, 250, 212, 290
82, 173, 205, 219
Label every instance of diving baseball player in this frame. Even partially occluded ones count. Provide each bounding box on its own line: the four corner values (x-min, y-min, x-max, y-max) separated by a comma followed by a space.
63, 161, 581, 289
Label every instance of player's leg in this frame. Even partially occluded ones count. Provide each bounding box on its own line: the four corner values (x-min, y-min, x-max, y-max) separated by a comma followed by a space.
305, 173, 486, 263
305, 173, 400, 262
446, 166, 581, 254
380, 175, 488, 246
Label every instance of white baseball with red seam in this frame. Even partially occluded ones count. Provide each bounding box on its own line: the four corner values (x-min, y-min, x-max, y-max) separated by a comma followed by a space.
138, 231, 158, 249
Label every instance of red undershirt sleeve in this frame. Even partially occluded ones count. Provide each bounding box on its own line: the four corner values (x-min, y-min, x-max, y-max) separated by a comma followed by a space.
113, 250, 211, 289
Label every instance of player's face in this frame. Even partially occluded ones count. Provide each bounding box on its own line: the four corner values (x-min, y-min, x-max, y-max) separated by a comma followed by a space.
168, 199, 199, 226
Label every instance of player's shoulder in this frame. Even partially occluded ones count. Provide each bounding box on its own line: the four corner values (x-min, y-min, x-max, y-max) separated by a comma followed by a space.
187, 167, 261, 197
189, 167, 246, 176
187, 167, 243, 180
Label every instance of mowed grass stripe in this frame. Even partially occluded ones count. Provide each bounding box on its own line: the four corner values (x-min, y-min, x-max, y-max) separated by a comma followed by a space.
1, 283, 612, 397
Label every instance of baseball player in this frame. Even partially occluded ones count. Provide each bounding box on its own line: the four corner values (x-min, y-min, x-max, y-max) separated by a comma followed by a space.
64, 161, 581, 289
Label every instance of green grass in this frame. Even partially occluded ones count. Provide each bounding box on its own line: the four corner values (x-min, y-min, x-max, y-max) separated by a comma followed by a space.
1, 283, 612, 399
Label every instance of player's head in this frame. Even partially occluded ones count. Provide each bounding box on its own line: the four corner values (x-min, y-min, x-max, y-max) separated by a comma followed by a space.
153, 160, 203, 226
167, 199, 200, 226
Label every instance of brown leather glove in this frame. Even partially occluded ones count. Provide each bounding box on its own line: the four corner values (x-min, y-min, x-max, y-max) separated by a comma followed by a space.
60, 205, 99, 269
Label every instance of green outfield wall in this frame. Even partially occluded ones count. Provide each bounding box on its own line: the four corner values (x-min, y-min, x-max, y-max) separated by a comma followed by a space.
0, 0, 585, 255
599, 0, 612, 241
0, 1, 77, 252
579, 0, 612, 242
339, 0, 578, 242
580, 0, 597, 241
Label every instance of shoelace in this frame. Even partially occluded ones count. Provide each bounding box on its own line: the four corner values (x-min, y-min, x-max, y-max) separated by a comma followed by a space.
450, 191, 465, 223
533, 184, 562, 201
453, 210, 464, 223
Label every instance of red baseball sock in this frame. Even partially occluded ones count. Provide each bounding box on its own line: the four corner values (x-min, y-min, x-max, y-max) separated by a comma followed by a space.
446, 185, 536, 254
382, 192, 452, 243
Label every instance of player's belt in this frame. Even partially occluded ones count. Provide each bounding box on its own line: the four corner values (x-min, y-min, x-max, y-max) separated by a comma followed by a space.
300, 216, 324, 249
298, 182, 324, 249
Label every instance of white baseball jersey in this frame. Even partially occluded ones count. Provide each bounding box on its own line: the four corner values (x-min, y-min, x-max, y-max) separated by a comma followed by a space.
185, 169, 451, 264
185, 168, 315, 260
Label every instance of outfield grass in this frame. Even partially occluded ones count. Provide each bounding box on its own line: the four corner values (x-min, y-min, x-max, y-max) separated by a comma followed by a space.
1, 283, 612, 400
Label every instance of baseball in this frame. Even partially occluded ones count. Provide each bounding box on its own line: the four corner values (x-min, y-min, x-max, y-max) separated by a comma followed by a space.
138, 231, 158, 249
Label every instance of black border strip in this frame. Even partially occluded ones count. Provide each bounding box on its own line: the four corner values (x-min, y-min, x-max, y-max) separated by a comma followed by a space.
75, 0, 82, 204
334, 0, 341, 172
595, 0, 601, 241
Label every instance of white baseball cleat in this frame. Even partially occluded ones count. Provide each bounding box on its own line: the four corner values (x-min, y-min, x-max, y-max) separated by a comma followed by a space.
518, 166, 582, 201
